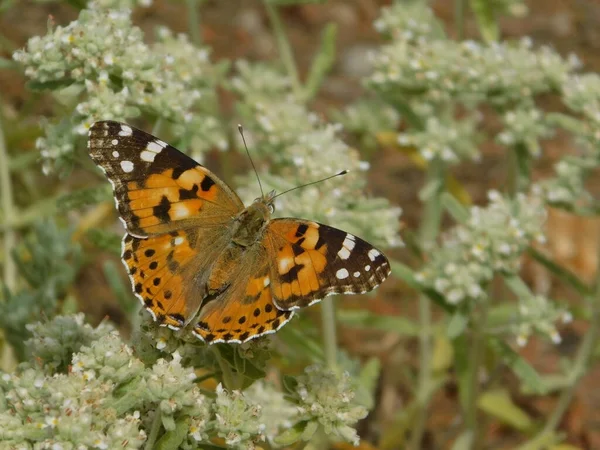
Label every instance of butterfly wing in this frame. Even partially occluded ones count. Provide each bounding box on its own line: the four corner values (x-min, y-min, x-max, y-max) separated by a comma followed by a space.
89, 121, 244, 328
265, 219, 391, 310
89, 120, 243, 237
121, 228, 231, 328
191, 245, 293, 344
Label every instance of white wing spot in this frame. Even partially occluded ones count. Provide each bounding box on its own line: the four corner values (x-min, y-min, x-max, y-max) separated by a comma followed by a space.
368, 249, 380, 261
118, 125, 133, 136
147, 141, 165, 153
140, 150, 156, 163
353, 271, 361, 278
337, 247, 351, 260
174, 237, 184, 245
112, 151, 119, 158
263, 277, 270, 287
111, 139, 119, 145
336, 268, 349, 280
120, 160, 134, 173
365, 265, 371, 272
343, 234, 356, 250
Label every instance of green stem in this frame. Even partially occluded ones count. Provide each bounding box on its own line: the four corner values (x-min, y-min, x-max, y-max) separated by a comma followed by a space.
0, 112, 15, 291
455, 0, 466, 40
263, 1, 302, 97
321, 297, 338, 368
144, 410, 163, 450
409, 158, 445, 449
186, 0, 202, 46
464, 300, 489, 448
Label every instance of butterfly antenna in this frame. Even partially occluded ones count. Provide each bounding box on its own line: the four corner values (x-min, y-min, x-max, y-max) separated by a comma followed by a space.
238, 124, 264, 197
273, 170, 348, 199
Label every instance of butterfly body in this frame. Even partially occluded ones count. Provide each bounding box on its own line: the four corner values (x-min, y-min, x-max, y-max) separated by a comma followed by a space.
89, 121, 391, 344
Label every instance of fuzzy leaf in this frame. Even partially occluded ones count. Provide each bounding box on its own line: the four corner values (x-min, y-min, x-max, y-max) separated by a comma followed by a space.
478, 389, 534, 431
303, 22, 337, 101
156, 416, 189, 450
487, 337, 547, 394
470, 0, 499, 43
337, 309, 420, 336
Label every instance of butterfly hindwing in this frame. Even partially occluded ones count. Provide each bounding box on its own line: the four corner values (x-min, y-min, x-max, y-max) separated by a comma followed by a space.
266, 219, 391, 310
192, 248, 293, 344
89, 121, 243, 237
122, 227, 231, 329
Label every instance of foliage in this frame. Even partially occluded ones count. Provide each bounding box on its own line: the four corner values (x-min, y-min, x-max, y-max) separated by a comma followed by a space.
1, 0, 600, 449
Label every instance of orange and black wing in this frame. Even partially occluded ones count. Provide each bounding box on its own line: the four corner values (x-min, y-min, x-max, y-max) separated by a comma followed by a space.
89, 120, 243, 237
265, 219, 391, 310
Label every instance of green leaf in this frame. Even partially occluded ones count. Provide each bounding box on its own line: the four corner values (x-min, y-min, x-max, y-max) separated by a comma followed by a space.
487, 337, 547, 394
57, 185, 112, 210
442, 192, 470, 223
478, 389, 534, 431
355, 357, 381, 409
337, 309, 420, 336
527, 247, 592, 296
155, 416, 189, 450
470, 0, 499, 43
102, 260, 136, 316
453, 334, 470, 412
451, 431, 474, 450
419, 178, 443, 202
274, 421, 311, 446
86, 229, 122, 255
303, 22, 337, 101
446, 311, 469, 339
25, 78, 76, 91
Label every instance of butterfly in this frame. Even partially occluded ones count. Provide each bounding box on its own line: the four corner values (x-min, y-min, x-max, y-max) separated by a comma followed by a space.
88, 120, 391, 344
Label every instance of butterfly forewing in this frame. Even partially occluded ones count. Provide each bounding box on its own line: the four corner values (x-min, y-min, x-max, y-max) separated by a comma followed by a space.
89, 121, 243, 237
266, 219, 391, 310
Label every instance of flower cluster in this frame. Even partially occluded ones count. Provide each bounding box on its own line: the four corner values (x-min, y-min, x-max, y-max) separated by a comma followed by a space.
367, 32, 576, 111
542, 157, 595, 206
213, 383, 266, 449
497, 107, 554, 157
0, 315, 278, 449
244, 381, 299, 445
27, 313, 114, 373
514, 294, 572, 347
13, 6, 225, 172
230, 61, 402, 247
416, 189, 547, 305
332, 98, 400, 152
397, 115, 480, 163
0, 368, 146, 449
291, 365, 368, 446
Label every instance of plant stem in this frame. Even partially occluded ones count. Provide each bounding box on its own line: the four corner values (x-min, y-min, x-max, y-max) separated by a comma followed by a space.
186, 0, 202, 46
0, 113, 16, 292
409, 158, 445, 449
464, 300, 489, 448
321, 298, 338, 368
144, 410, 163, 450
263, 1, 302, 97
455, 0, 466, 40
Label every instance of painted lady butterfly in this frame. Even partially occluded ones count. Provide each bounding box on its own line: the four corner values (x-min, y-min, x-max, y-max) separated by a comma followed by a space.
89, 121, 391, 344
